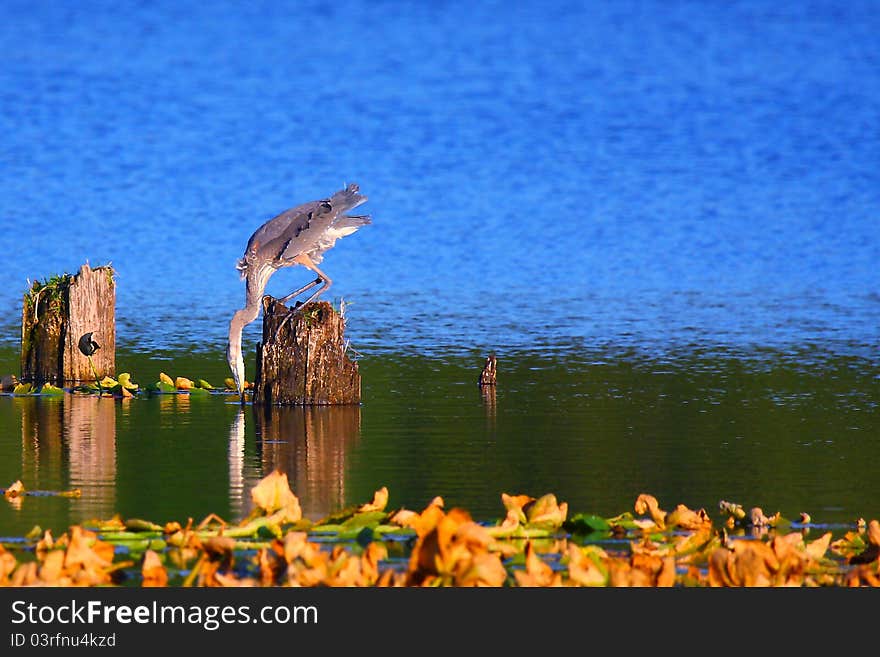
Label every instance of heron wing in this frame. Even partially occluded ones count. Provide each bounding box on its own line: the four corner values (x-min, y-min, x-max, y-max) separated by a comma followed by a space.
244, 201, 323, 265
240, 185, 370, 269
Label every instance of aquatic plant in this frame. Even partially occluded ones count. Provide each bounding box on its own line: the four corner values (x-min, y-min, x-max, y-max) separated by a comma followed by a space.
1, 473, 877, 587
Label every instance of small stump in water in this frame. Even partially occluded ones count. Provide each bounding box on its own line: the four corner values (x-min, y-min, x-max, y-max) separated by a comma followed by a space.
20, 263, 116, 385
478, 353, 497, 386
253, 298, 361, 406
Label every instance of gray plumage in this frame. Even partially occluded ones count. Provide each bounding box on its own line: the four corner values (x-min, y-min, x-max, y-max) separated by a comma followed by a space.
226, 183, 370, 401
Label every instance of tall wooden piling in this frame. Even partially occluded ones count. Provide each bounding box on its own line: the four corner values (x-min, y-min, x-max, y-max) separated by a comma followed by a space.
21, 263, 116, 385
253, 298, 361, 406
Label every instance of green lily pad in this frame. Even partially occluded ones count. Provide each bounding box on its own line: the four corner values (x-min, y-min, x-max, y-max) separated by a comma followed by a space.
147, 381, 178, 393
565, 513, 611, 534
341, 511, 389, 531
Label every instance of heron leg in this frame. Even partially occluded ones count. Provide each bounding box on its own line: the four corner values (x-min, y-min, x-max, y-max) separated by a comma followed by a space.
278, 277, 323, 306
289, 253, 332, 308
272, 254, 333, 339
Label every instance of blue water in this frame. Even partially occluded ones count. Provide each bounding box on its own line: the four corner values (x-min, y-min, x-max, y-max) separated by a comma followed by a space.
1, 0, 878, 358
1, 1, 880, 539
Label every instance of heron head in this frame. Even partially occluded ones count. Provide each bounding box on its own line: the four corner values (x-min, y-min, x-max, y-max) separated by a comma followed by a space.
226, 338, 246, 401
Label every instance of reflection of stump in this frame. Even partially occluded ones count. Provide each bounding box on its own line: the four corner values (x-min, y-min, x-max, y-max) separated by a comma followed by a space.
21, 263, 115, 385
254, 405, 361, 519
253, 299, 361, 405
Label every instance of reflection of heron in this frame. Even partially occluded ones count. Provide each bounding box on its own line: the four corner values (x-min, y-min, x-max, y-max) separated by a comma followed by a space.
227, 183, 370, 402
228, 408, 246, 520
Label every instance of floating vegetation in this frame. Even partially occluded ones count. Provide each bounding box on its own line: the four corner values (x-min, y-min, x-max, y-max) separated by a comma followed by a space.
1, 371, 241, 398
3, 480, 81, 500
0, 472, 877, 587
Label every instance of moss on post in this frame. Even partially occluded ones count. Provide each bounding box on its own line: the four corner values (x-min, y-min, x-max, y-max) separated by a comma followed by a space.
20, 263, 116, 385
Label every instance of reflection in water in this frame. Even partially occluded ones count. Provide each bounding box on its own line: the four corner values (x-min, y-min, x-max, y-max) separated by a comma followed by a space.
19, 397, 63, 491
66, 397, 116, 519
228, 408, 246, 520
3, 344, 879, 536
19, 395, 116, 519
248, 405, 361, 520
480, 383, 496, 424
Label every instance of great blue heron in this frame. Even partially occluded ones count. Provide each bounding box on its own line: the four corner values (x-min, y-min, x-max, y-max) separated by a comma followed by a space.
226, 183, 370, 401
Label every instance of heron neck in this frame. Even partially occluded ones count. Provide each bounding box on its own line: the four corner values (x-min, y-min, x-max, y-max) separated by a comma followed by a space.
239, 294, 262, 326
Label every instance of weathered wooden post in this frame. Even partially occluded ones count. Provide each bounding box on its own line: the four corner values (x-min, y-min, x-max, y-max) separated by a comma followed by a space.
21, 263, 115, 385
253, 298, 360, 405
478, 353, 497, 386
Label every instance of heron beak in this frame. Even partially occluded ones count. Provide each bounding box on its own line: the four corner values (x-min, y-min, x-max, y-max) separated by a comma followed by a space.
232, 364, 246, 404
226, 343, 247, 404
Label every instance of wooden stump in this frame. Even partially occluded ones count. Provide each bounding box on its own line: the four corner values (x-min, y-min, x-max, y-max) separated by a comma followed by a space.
253, 298, 361, 406
21, 263, 116, 385
478, 353, 497, 386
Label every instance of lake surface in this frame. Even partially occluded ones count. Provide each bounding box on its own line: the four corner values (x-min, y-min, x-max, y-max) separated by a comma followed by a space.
1, 0, 878, 538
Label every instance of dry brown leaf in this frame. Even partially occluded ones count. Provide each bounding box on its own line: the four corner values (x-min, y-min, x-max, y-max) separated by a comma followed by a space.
250, 470, 302, 523
501, 493, 534, 524
656, 556, 676, 587
388, 509, 419, 528
666, 504, 712, 531
359, 542, 388, 585
709, 539, 784, 587
141, 549, 168, 587
256, 542, 285, 585
525, 494, 569, 528
868, 520, 880, 547
212, 571, 256, 587
0, 545, 18, 582
411, 500, 447, 539
35, 530, 55, 560
406, 505, 505, 586
358, 486, 389, 513
634, 494, 667, 530
38, 549, 66, 584
175, 376, 194, 390
804, 532, 832, 562
514, 541, 561, 587
163, 521, 182, 534
376, 569, 404, 587
844, 563, 880, 587
281, 532, 311, 563
567, 544, 607, 587
748, 507, 780, 527
4, 480, 24, 499
11, 561, 39, 586
62, 526, 115, 586
327, 552, 363, 587
202, 536, 236, 559
456, 553, 508, 587
770, 532, 804, 562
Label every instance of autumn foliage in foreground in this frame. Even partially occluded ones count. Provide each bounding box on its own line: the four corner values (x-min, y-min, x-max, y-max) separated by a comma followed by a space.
2, 472, 879, 587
